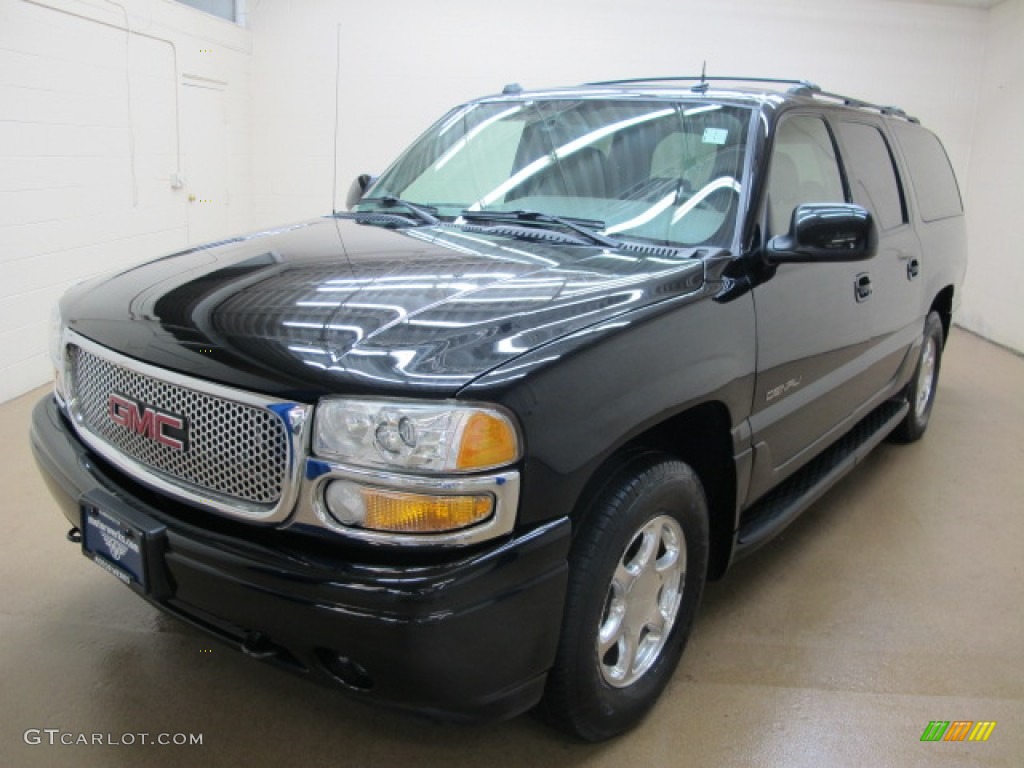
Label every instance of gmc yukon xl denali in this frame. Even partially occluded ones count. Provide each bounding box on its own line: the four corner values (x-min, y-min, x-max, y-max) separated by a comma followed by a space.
31, 77, 967, 740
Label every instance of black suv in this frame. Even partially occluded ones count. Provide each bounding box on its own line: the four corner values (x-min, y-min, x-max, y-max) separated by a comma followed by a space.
31, 77, 966, 740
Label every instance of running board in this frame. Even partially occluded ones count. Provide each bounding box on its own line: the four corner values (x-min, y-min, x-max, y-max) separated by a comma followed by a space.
734, 399, 908, 559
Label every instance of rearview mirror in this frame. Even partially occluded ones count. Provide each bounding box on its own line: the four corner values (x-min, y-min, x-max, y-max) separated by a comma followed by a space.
766, 203, 877, 264
345, 174, 377, 210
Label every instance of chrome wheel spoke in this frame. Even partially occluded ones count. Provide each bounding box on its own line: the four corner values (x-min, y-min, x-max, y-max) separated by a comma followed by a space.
915, 337, 937, 419
613, 627, 639, 683
598, 581, 626, 656
634, 526, 658, 571
613, 556, 641, 592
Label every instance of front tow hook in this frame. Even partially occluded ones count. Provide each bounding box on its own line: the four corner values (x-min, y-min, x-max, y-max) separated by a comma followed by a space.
67, 527, 82, 544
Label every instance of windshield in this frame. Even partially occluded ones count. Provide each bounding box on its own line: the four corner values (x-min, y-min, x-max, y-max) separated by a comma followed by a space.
361, 98, 751, 248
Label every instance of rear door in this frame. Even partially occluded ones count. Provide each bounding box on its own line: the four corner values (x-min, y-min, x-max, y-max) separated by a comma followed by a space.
831, 118, 923, 391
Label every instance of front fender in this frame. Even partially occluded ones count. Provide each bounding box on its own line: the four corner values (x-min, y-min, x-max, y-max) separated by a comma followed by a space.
461, 285, 757, 528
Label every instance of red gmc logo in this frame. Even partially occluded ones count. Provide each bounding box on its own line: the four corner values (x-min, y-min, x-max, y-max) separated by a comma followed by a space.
108, 393, 188, 452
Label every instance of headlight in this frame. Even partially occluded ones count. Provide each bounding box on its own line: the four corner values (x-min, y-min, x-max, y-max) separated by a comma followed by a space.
48, 302, 63, 369
313, 398, 520, 473
49, 302, 68, 401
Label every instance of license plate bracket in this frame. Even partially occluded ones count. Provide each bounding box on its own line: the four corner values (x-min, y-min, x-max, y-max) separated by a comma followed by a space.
80, 490, 167, 597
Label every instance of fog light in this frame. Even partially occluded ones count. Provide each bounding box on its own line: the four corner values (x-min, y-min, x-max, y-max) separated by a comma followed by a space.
323, 479, 493, 534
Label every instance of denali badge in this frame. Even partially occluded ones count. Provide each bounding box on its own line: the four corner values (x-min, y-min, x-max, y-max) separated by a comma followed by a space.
108, 393, 188, 452
766, 376, 803, 403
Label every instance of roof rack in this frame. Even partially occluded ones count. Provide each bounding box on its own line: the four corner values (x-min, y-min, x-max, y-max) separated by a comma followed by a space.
809, 88, 920, 123
582, 76, 919, 124
585, 76, 821, 92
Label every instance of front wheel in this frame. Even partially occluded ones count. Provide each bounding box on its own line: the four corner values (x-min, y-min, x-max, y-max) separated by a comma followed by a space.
540, 452, 709, 741
890, 311, 945, 443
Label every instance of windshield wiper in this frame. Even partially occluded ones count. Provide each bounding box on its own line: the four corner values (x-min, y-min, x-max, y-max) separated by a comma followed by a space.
459, 209, 620, 248
360, 196, 440, 225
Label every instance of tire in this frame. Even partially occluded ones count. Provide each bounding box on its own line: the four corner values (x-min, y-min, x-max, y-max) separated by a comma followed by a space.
890, 311, 944, 443
540, 452, 709, 741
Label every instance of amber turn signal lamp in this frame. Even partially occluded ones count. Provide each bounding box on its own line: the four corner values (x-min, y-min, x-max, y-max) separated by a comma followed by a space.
456, 411, 519, 471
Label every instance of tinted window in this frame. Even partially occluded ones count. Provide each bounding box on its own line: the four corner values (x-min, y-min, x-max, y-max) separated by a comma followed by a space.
367, 100, 752, 247
836, 121, 906, 231
891, 122, 963, 222
767, 116, 846, 236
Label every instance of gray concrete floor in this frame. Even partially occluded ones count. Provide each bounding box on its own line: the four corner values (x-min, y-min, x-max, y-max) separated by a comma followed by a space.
1, 328, 1021, 767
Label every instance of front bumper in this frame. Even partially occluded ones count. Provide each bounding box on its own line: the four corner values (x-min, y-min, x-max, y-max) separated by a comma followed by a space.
30, 395, 570, 722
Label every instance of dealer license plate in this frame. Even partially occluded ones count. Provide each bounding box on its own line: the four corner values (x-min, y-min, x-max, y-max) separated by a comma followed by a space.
81, 504, 148, 590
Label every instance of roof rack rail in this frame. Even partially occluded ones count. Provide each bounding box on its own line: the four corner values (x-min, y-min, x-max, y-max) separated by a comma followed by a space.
582, 76, 920, 124
807, 88, 920, 124
585, 76, 821, 92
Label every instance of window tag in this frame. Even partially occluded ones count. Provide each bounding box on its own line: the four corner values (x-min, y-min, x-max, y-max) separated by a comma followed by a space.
702, 127, 728, 145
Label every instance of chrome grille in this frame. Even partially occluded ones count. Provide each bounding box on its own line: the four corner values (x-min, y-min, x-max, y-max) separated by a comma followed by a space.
69, 344, 289, 506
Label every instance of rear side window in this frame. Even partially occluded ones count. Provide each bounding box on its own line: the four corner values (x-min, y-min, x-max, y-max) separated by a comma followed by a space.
835, 121, 906, 231
891, 122, 963, 222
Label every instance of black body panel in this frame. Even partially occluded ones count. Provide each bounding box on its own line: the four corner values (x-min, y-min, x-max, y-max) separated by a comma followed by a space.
63, 217, 706, 401
31, 396, 570, 721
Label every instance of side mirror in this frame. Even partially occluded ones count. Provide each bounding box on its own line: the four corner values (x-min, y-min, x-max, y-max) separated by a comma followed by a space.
766, 203, 877, 264
345, 174, 376, 210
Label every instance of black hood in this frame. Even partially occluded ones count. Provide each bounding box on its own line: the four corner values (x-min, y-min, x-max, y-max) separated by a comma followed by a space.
63, 217, 706, 400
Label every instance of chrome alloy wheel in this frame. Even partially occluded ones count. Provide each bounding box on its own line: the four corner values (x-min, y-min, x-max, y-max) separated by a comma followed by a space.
915, 335, 938, 420
597, 514, 686, 687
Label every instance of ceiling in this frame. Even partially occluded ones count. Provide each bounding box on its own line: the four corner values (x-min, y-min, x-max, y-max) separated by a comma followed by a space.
879, 0, 1004, 8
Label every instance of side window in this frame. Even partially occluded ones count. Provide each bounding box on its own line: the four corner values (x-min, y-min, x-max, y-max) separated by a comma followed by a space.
835, 121, 906, 231
890, 122, 963, 222
767, 116, 846, 236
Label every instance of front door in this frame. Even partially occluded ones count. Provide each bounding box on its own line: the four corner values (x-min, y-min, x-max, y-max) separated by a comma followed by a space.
747, 113, 880, 498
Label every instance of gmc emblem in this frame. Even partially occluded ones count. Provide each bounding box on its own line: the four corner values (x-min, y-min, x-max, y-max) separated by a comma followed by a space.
108, 393, 188, 452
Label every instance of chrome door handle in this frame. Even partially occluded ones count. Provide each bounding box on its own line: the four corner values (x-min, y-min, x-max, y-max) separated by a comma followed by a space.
855, 273, 872, 302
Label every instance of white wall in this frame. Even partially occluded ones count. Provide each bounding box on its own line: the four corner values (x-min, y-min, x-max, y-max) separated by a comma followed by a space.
0, 0, 254, 402
958, 0, 1024, 352
248, 0, 988, 230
